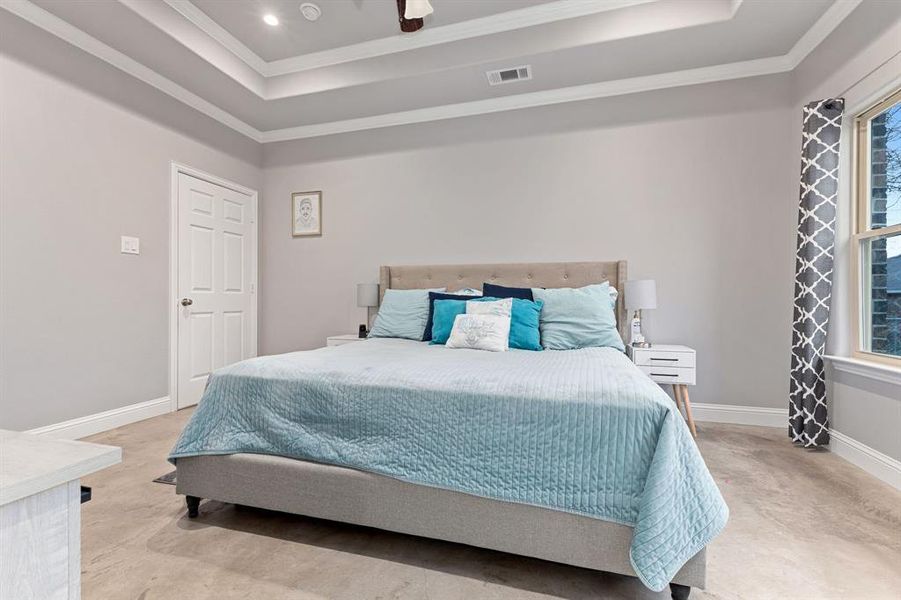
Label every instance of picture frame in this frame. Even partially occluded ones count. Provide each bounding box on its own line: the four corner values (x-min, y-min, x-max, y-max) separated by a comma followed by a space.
292, 191, 322, 237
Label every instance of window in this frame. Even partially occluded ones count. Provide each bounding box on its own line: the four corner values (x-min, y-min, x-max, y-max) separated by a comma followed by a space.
853, 88, 901, 364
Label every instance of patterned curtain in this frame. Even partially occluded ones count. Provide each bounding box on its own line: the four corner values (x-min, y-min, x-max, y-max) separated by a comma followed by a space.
789, 99, 844, 448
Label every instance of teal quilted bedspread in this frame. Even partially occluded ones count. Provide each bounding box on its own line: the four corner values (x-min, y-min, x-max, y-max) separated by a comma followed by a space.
169, 338, 728, 590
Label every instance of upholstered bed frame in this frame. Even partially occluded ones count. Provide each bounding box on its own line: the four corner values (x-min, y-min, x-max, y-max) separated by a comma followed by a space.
175, 261, 705, 599
378, 260, 630, 341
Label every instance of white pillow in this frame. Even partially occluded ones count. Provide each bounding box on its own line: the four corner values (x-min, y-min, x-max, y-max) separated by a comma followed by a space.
446, 314, 511, 352
466, 297, 512, 317
465, 298, 512, 349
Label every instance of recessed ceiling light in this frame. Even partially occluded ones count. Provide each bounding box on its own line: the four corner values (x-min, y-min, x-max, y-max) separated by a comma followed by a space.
263, 14, 279, 26
300, 3, 321, 22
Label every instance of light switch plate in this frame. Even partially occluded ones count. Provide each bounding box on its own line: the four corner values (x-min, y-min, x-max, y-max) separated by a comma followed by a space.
121, 236, 140, 255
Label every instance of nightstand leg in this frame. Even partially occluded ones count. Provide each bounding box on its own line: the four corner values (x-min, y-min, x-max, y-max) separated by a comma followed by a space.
672, 384, 683, 414
679, 385, 697, 438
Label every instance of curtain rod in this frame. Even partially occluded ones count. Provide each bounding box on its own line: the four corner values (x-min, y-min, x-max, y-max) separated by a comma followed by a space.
834, 49, 901, 100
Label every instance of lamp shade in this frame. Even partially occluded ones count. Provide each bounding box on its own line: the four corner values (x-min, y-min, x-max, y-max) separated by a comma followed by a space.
356, 283, 379, 308
624, 280, 657, 310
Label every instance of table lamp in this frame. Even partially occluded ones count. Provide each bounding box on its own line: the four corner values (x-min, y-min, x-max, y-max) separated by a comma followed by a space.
624, 280, 657, 347
356, 283, 379, 338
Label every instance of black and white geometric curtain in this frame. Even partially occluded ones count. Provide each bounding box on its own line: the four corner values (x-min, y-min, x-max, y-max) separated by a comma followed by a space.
789, 98, 844, 448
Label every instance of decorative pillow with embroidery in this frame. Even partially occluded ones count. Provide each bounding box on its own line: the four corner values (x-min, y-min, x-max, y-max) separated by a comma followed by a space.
466, 297, 512, 317
445, 314, 511, 352
465, 298, 512, 350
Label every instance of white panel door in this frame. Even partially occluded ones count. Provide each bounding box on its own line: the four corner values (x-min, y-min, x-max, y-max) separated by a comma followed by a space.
177, 173, 256, 409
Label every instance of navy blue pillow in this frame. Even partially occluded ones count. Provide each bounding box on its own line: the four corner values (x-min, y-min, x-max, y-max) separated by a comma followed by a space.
423, 292, 485, 341
482, 282, 534, 301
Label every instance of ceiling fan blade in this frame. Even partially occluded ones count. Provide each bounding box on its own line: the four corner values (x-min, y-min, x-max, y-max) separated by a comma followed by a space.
405, 0, 434, 19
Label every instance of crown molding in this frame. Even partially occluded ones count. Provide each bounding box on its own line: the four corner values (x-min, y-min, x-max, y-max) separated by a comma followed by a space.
0, 0, 860, 144
162, 0, 267, 74
122, 0, 266, 98
784, 0, 862, 69
260, 55, 791, 142
0, 0, 263, 141
164, 0, 657, 78
262, 0, 656, 76
260, 0, 857, 141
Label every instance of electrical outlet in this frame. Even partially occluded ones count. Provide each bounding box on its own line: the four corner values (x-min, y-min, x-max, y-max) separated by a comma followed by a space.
121, 236, 140, 255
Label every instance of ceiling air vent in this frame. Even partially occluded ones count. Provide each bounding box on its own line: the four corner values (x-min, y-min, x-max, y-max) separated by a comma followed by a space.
486, 65, 532, 86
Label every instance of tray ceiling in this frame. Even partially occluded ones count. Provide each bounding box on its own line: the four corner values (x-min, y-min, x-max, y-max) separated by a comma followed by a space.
1, 0, 863, 143
191, 0, 556, 62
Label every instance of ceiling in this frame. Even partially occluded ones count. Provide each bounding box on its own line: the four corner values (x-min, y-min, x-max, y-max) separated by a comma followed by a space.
1, 0, 864, 143
192, 0, 555, 61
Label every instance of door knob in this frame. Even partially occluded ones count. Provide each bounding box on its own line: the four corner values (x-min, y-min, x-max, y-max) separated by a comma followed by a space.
180, 298, 193, 307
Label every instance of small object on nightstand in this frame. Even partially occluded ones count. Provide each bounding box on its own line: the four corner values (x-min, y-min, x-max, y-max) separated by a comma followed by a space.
327, 334, 367, 347
628, 344, 697, 437
624, 280, 656, 347
356, 283, 379, 337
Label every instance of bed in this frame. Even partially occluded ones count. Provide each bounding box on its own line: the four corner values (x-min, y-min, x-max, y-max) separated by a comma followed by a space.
172, 261, 727, 599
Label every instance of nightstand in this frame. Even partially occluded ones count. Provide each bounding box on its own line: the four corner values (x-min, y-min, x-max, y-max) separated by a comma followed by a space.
326, 334, 367, 347
628, 344, 698, 437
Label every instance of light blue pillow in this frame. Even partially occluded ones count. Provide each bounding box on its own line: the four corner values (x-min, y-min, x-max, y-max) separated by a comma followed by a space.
430, 299, 468, 344
369, 288, 445, 340
531, 283, 624, 351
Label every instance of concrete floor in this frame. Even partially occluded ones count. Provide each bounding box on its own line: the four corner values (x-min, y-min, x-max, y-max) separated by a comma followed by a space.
81, 410, 901, 600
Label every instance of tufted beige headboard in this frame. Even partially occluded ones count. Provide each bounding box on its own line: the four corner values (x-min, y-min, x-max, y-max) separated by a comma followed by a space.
379, 261, 628, 340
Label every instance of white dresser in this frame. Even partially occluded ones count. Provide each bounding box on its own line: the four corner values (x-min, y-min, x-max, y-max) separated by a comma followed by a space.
0, 430, 121, 600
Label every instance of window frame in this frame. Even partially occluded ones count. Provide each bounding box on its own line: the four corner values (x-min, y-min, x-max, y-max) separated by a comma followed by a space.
851, 87, 901, 367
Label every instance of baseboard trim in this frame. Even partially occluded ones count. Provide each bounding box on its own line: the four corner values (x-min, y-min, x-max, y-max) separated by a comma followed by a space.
829, 430, 901, 491
692, 402, 788, 428
690, 402, 900, 490
26, 397, 171, 440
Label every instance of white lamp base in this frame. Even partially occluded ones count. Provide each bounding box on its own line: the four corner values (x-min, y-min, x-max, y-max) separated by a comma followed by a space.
630, 311, 650, 347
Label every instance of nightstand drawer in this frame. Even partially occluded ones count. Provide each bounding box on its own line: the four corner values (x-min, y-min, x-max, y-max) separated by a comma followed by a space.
638, 365, 696, 385
632, 350, 696, 369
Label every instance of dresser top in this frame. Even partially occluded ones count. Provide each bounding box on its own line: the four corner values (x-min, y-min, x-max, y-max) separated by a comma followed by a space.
0, 430, 121, 505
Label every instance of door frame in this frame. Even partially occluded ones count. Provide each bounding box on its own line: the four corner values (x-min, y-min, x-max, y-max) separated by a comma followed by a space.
169, 162, 259, 411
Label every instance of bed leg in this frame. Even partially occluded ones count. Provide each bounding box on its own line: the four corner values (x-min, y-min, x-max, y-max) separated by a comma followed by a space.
670, 583, 691, 599
186, 495, 201, 518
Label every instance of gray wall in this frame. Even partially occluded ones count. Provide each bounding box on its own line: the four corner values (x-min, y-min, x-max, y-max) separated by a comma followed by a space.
0, 14, 262, 431
2, 1, 898, 447
792, 1, 901, 460
261, 75, 798, 410
257, 1, 901, 434
827, 370, 901, 460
